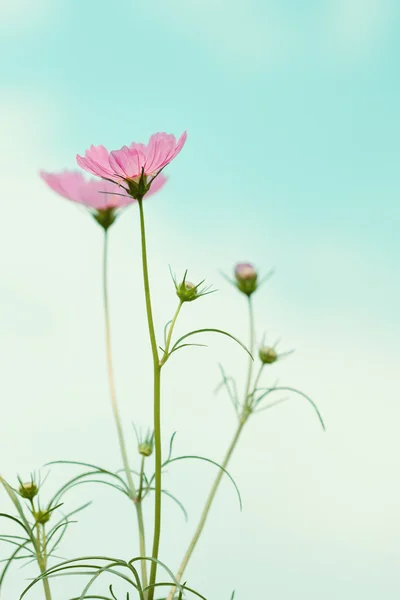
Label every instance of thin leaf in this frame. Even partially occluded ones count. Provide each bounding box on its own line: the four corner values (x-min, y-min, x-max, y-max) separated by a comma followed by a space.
255, 386, 325, 430
170, 328, 252, 360
129, 556, 180, 592
255, 397, 289, 413
163, 319, 173, 346
144, 488, 188, 521
167, 343, 208, 358
167, 432, 177, 463
145, 582, 208, 600
0, 539, 30, 587
0, 514, 31, 537
78, 561, 139, 600
215, 363, 239, 413
163, 456, 242, 510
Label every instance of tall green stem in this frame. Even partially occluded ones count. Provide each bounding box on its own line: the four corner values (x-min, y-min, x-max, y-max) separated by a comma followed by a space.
243, 295, 255, 402
38, 561, 52, 600
37, 526, 52, 600
166, 293, 256, 600
102, 229, 148, 591
137, 199, 162, 600
167, 420, 246, 599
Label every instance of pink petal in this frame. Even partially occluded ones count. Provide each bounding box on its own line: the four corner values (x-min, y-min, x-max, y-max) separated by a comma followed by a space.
146, 131, 187, 173
109, 147, 146, 179
76, 145, 115, 178
40, 170, 135, 210
144, 133, 175, 173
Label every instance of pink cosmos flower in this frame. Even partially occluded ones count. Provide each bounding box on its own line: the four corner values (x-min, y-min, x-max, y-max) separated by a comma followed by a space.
40, 170, 166, 228
40, 170, 165, 209
76, 131, 186, 197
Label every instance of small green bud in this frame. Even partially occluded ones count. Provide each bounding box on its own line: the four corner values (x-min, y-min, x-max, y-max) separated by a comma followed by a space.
259, 346, 278, 364
34, 510, 51, 525
18, 481, 38, 500
139, 441, 153, 457
176, 280, 199, 302
234, 263, 258, 296
171, 269, 214, 303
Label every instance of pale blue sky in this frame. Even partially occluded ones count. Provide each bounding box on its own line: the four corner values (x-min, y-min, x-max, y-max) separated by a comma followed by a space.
1, 1, 400, 599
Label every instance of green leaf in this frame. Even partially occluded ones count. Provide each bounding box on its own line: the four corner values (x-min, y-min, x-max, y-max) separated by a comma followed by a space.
0, 513, 31, 537
167, 342, 208, 357
70, 596, 115, 600
143, 488, 188, 521
47, 461, 130, 506
0, 540, 30, 588
215, 363, 239, 413
78, 561, 140, 600
255, 386, 326, 430
169, 328, 252, 360
128, 556, 179, 590
163, 456, 242, 510
145, 582, 208, 600
19, 556, 127, 599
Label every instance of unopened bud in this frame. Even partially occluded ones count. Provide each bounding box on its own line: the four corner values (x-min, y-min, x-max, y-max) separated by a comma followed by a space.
176, 280, 199, 302
34, 510, 51, 525
259, 346, 278, 364
234, 263, 258, 296
139, 441, 153, 457
18, 482, 38, 500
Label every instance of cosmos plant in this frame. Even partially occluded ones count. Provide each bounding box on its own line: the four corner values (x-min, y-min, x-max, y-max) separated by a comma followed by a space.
0, 131, 324, 600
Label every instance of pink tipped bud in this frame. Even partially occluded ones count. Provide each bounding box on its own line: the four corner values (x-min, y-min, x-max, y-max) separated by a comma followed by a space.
234, 263, 258, 295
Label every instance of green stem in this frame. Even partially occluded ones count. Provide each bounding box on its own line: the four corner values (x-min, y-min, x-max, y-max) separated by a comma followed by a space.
161, 301, 183, 365
138, 456, 146, 501
243, 295, 255, 402
166, 420, 246, 600
34, 520, 52, 600
167, 292, 257, 600
102, 229, 148, 592
38, 561, 52, 600
137, 199, 162, 600
247, 363, 265, 410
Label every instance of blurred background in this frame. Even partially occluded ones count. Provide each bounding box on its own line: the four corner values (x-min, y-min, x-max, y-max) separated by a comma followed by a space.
1, 0, 400, 598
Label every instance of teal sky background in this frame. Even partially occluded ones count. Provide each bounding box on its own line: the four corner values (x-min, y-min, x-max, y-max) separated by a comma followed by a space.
1, 1, 400, 599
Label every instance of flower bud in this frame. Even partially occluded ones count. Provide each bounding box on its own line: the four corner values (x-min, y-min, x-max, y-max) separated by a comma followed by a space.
34, 510, 51, 525
259, 346, 278, 364
139, 441, 153, 457
234, 263, 258, 296
18, 481, 38, 500
176, 280, 199, 303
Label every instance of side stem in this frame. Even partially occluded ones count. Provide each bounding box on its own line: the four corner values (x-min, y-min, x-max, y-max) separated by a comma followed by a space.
167, 294, 256, 599
243, 295, 255, 402
137, 199, 162, 600
167, 419, 246, 599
